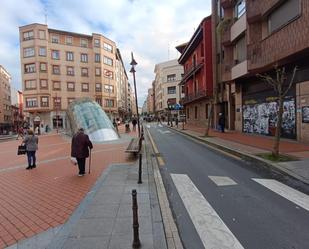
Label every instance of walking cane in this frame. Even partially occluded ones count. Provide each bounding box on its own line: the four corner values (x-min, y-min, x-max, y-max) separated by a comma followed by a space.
88, 149, 92, 174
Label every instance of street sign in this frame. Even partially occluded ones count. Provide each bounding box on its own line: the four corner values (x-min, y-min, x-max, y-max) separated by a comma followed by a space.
174, 103, 183, 110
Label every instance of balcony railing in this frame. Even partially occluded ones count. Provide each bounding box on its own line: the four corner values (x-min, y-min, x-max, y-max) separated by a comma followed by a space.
183, 89, 207, 104
180, 60, 204, 85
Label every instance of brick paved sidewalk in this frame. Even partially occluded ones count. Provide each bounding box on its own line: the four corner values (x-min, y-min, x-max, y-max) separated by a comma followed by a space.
0, 125, 137, 249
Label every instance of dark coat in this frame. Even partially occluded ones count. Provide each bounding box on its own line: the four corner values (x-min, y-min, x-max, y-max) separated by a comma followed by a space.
71, 132, 93, 158
219, 115, 225, 126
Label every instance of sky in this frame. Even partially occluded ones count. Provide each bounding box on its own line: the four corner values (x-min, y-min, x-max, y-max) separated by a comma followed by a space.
0, 0, 211, 106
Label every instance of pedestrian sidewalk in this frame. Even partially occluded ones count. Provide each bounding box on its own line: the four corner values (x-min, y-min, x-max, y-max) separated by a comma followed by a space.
166, 123, 309, 185
42, 148, 168, 249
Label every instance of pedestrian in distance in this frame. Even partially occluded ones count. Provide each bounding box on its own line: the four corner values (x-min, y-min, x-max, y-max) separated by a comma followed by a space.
218, 113, 225, 133
71, 128, 93, 177
22, 129, 38, 170
16, 127, 24, 140
132, 118, 137, 131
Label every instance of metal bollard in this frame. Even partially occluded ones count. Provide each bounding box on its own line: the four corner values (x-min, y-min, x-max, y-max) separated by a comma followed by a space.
138, 153, 142, 184
132, 189, 141, 248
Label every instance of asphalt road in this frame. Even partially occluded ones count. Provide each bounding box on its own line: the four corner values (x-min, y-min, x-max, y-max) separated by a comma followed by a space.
147, 123, 309, 249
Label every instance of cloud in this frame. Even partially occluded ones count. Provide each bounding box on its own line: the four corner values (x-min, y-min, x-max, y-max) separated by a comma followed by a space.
0, 0, 211, 106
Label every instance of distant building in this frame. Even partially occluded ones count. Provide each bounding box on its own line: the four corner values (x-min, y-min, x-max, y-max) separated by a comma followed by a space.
147, 88, 154, 114
0, 65, 12, 134
153, 59, 184, 119
19, 23, 128, 130
11, 87, 24, 131
177, 16, 213, 126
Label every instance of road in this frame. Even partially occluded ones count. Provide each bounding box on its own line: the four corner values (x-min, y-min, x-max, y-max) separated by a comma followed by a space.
146, 123, 309, 249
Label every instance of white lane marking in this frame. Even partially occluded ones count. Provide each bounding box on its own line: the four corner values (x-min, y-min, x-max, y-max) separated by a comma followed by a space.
158, 124, 163, 127
146, 125, 150, 128
209, 176, 238, 186
171, 174, 244, 249
252, 178, 309, 212
163, 130, 172, 134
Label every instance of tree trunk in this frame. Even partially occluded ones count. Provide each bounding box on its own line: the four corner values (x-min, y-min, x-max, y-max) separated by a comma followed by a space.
273, 95, 283, 157
205, 101, 213, 136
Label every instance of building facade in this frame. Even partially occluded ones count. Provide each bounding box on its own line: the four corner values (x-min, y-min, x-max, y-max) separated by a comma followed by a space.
0, 65, 12, 134
213, 0, 309, 142
19, 23, 127, 130
11, 87, 24, 132
177, 16, 213, 126
146, 88, 154, 114
153, 59, 184, 119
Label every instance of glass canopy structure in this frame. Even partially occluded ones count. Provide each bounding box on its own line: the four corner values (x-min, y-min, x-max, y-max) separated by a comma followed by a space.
66, 98, 119, 142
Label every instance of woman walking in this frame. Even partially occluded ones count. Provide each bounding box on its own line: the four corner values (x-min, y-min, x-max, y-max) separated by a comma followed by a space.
23, 129, 38, 170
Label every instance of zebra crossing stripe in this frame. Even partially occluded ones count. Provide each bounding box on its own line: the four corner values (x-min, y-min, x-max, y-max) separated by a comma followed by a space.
252, 178, 309, 211
171, 174, 244, 249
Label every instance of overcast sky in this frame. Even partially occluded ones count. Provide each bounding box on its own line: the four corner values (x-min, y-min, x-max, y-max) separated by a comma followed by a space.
0, 0, 211, 106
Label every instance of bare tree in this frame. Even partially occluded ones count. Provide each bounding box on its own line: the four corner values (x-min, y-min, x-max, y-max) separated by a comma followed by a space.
257, 65, 297, 157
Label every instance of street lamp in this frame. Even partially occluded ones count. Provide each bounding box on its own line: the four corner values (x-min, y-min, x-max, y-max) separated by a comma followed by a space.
130, 52, 141, 138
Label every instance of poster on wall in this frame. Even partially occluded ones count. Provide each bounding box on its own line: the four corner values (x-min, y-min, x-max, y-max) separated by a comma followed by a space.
243, 97, 296, 139
302, 106, 309, 123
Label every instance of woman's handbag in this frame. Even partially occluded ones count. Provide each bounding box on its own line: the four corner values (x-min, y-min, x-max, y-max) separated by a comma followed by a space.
17, 145, 27, 155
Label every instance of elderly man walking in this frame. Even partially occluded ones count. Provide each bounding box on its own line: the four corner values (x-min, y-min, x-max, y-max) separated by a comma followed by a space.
71, 128, 93, 176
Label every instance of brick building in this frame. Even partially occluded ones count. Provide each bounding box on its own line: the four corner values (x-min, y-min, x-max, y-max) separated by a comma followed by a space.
177, 16, 213, 126
213, 0, 309, 143
0, 65, 12, 134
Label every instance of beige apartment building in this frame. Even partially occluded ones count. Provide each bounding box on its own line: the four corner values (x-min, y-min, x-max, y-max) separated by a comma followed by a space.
19, 23, 128, 130
153, 59, 184, 118
147, 88, 154, 114
0, 65, 12, 134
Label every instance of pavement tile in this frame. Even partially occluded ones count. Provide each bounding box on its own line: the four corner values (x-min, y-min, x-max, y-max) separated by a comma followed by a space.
81, 204, 119, 219
112, 217, 152, 235
70, 218, 115, 237
108, 234, 154, 249
62, 237, 109, 249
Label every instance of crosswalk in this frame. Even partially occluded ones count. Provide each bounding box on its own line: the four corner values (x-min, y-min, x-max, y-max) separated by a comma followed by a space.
171, 173, 309, 249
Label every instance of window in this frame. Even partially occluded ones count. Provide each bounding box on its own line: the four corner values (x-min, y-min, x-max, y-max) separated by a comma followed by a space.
52, 50, 60, 60
103, 43, 113, 52
81, 53, 88, 63
235, 0, 246, 18
40, 63, 47, 72
82, 83, 89, 92
68, 98, 75, 105
52, 65, 60, 75
51, 35, 59, 43
26, 97, 37, 107
80, 38, 88, 47
103, 69, 113, 78
39, 47, 46, 56
66, 36, 73, 45
167, 86, 176, 94
167, 74, 176, 82
67, 66, 74, 76
96, 97, 102, 106
53, 81, 61, 90
181, 85, 185, 94
67, 82, 75, 91
105, 99, 114, 107
53, 97, 61, 108
66, 52, 74, 61
95, 67, 101, 76
40, 79, 48, 89
95, 83, 102, 92
103, 56, 113, 66
81, 67, 88, 77
95, 53, 101, 62
234, 36, 246, 64
25, 80, 36, 89
104, 85, 114, 93
268, 0, 300, 34
94, 39, 100, 47
39, 30, 46, 39
195, 106, 198, 119
41, 96, 49, 107
23, 30, 34, 40
24, 63, 36, 73
23, 47, 35, 58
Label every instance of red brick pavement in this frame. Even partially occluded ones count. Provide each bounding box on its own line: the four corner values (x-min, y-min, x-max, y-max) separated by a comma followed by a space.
0, 125, 136, 248
180, 123, 309, 158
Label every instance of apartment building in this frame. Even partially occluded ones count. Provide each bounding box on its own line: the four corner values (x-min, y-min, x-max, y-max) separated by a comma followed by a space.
0, 65, 12, 134
146, 88, 154, 114
213, 0, 309, 142
11, 87, 24, 131
153, 59, 184, 119
19, 23, 127, 130
177, 16, 213, 126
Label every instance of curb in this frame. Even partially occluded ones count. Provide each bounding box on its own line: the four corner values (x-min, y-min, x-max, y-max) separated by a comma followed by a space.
166, 125, 309, 186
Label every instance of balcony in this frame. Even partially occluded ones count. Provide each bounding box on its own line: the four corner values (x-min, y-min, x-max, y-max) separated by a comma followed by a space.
231, 13, 247, 42
247, 0, 282, 23
182, 89, 208, 105
231, 60, 248, 79
180, 60, 204, 85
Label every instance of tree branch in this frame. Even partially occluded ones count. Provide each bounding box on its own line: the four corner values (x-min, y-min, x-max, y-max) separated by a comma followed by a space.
283, 66, 297, 97
256, 73, 277, 91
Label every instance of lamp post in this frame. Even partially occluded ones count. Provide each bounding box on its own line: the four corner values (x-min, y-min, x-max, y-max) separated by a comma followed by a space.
130, 52, 141, 138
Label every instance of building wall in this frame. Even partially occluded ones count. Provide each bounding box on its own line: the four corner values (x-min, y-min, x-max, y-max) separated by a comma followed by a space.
19, 23, 125, 129
297, 81, 309, 143
0, 65, 12, 129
